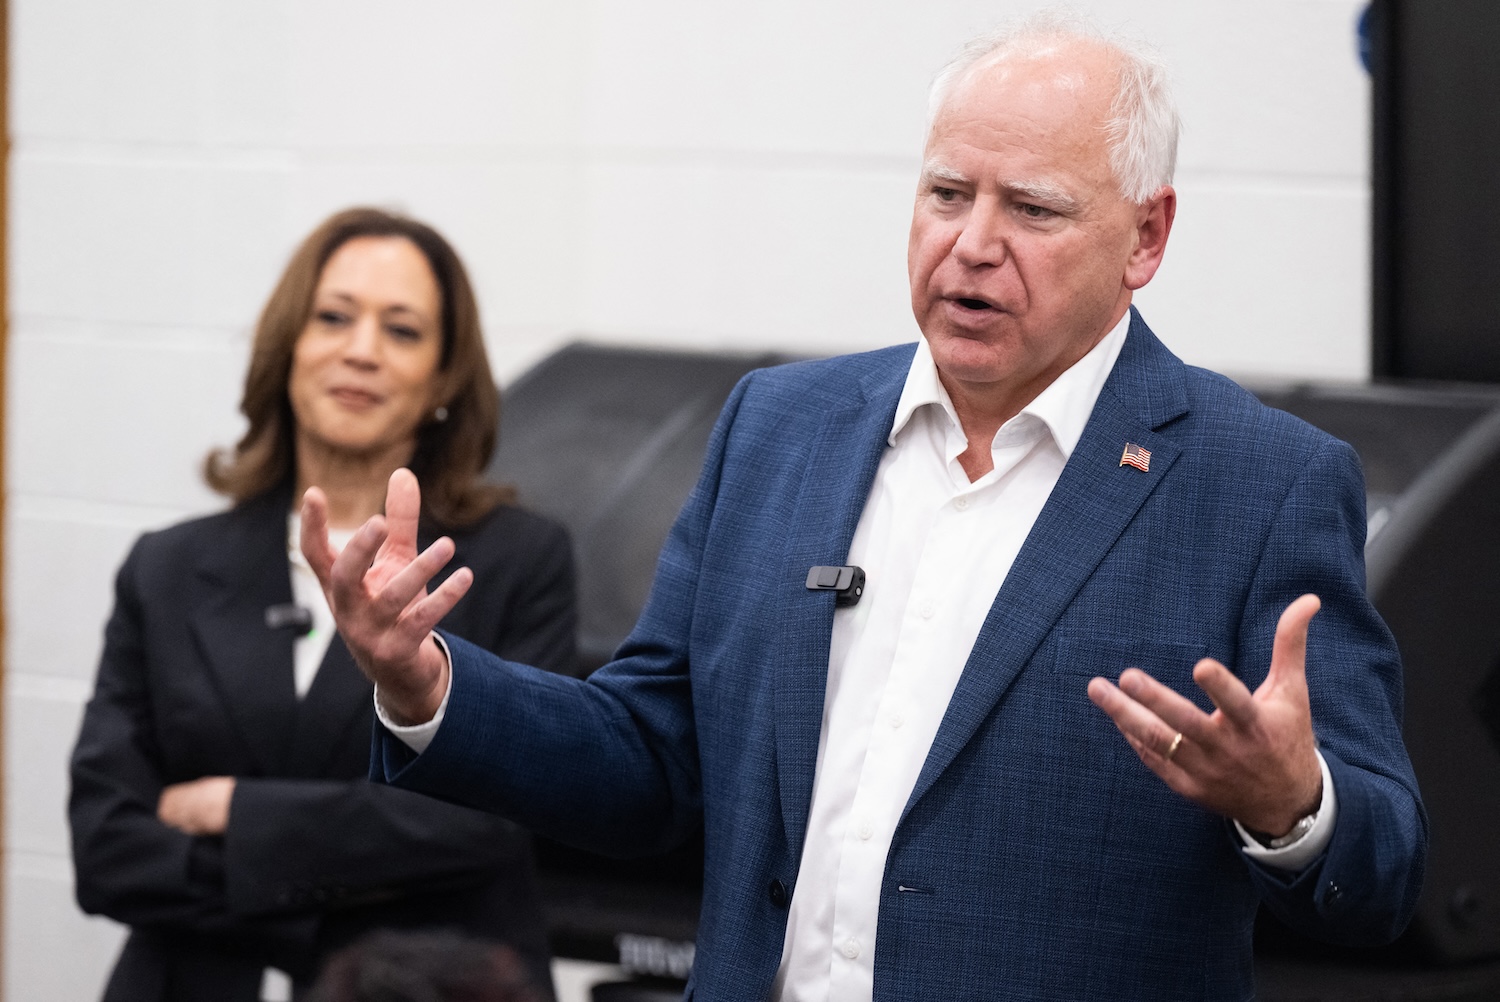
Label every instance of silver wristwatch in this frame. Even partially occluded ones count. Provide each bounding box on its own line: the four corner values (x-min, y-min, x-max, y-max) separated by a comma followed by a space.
1264, 810, 1318, 850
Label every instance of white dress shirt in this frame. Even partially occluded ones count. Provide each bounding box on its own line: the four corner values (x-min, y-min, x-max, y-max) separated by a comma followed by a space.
287, 515, 353, 698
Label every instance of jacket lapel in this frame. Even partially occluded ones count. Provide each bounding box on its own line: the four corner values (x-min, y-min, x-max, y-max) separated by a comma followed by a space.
902, 312, 1191, 818
283, 635, 371, 777
774, 352, 910, 854
189, 492, 299, 775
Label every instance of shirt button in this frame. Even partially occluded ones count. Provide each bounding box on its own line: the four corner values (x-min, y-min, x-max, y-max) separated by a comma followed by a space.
858, 822, 874, 841
841, 938, 861, 960
918, 601, 935, 619
889, 714, 904, 729
954, 496, 970, 511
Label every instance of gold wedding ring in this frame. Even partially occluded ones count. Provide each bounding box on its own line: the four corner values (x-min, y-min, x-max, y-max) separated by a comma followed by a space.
1165, 731, 1185, 761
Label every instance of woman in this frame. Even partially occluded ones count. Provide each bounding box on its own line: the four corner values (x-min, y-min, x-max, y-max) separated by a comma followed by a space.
69, 208, 578, 1002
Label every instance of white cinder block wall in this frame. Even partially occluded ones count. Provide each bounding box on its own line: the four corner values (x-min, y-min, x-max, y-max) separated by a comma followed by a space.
5, 1, 1372, 998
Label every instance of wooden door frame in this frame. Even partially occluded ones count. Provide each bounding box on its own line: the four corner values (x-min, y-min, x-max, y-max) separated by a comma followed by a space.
1, 0, 13, 991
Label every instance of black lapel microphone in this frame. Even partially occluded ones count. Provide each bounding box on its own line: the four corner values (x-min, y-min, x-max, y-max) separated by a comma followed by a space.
805, 565, 866, 607
264, 603, 315, 636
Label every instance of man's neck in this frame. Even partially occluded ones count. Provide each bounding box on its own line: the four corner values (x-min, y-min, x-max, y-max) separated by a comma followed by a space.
940, 367, 1063, 482
937, 306, 1133, 482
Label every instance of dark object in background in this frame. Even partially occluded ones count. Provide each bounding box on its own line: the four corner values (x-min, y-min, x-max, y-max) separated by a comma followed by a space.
489, 343, 799, 673
590, 982, 684, 1002
305, 930, 542, 1002
1371, 0, 1500, 381
486, 344, 797, 968
1361, 405, 1500, 967
1252, 381, 1500, 995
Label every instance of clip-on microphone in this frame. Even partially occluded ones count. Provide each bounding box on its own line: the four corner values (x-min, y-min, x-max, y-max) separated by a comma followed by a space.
805, 565, 866, 607
264, 603, 315, 637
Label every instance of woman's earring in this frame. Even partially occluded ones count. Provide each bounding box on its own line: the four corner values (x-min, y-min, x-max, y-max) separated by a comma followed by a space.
433, 406, 449, 422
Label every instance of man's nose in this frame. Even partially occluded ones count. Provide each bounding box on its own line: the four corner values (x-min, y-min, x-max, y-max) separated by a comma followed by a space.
950, 197, 1008, 267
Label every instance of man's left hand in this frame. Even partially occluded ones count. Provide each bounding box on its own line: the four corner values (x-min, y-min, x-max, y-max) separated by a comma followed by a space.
1086, 594, 1323, 837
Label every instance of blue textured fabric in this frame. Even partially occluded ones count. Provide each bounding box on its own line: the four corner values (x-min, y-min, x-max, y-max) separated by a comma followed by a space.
378, 311, 1426, 1001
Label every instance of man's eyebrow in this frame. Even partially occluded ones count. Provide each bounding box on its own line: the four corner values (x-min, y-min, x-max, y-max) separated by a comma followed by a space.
1003, 178, 1080, 213
920, 159, 970, 185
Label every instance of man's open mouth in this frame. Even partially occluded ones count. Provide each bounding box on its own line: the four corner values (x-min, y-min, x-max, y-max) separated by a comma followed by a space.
955, 297, 994, 310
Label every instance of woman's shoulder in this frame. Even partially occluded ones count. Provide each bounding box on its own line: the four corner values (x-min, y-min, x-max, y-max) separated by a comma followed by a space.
440, 502, 572, 572
438, 504, 573, 591
124, 494, 285, 579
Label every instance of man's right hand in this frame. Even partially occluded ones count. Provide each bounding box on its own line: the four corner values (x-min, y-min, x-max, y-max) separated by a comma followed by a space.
300, 468, 473, 726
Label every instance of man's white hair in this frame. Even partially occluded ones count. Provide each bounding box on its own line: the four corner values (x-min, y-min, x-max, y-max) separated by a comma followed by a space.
927, 9, 1180, 204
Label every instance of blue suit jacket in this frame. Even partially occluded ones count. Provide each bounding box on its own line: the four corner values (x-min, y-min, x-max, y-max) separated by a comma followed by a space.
381, 312, 1426, 1001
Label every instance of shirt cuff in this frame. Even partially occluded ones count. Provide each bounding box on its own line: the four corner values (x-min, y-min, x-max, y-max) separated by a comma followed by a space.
1235, 749, 1337, 872
372, 634, 453, 755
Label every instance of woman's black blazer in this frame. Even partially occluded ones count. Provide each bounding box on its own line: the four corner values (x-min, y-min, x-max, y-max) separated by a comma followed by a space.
68, 488, 580, 1002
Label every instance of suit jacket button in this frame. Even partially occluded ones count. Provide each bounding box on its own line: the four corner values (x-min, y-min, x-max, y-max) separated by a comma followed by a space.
769, 879, 788, 908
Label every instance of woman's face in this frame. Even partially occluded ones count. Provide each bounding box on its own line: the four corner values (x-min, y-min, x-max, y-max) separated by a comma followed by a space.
288, 235, 445, 463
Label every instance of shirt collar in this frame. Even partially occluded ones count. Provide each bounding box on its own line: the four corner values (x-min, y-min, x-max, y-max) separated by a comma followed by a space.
287, 512, 356, 570
889, 309, 1132, 461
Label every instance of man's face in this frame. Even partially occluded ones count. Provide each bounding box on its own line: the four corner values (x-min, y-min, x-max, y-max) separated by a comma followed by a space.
908, 46, 1171, 414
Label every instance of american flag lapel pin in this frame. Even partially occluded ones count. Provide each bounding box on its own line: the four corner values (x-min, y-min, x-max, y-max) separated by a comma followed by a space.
1119, 442, 1151, 472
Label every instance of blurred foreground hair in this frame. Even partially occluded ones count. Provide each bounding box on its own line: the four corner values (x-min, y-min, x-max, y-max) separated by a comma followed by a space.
305, 930, 544, 1002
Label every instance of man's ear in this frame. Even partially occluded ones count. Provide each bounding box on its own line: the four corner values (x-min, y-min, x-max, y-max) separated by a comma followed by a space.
1124, 185, 1176, 291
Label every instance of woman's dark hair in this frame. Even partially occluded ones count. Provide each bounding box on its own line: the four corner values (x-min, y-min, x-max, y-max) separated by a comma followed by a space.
203, 206, 513, 527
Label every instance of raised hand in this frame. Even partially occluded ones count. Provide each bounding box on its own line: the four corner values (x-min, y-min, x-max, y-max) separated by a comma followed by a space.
1086, 594, 1324, 837
300, 468, 473, 725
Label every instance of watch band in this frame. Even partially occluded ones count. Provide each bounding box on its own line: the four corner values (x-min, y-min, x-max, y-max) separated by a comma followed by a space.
1261, 810, 1318, 850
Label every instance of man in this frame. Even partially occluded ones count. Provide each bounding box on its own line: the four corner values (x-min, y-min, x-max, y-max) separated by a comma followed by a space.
304, 16, 1425, 1001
